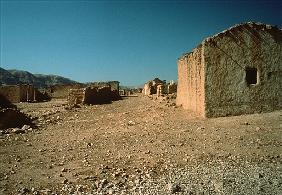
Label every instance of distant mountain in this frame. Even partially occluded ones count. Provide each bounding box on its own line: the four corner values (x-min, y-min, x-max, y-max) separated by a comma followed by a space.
0, 67, 19, 85
0, 67, 79, 88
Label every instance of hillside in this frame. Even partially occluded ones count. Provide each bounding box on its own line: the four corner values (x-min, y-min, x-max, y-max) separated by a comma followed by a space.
0, 67, 78, 88
0, 67, 19, 85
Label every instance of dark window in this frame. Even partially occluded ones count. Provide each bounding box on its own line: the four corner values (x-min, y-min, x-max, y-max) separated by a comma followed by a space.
246, 67, 258, 85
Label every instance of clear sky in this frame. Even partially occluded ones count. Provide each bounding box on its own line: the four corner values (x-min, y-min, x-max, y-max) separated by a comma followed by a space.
0, 0, 281, 86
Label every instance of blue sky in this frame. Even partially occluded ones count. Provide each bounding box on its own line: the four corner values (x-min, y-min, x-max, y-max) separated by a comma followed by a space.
0, 0, 281, 86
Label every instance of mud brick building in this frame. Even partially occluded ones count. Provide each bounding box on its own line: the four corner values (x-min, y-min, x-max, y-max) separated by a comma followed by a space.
143, 78, 166, 95
47, 84, 85, 99
0, 84, 36, 103
90, 81, 120, 100
68, 86, 112, 105
176, 22, 282, 117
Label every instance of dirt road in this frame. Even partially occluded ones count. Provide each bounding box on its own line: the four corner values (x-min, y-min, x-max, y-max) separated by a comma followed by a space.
0, 95, 281, 194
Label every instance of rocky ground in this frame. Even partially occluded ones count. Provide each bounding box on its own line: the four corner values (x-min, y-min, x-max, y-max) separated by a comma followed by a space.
0, 94, 281, 194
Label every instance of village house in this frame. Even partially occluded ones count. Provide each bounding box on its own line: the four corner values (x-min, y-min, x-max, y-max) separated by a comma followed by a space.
0, 84, 36, 103
176, 22, 282, 117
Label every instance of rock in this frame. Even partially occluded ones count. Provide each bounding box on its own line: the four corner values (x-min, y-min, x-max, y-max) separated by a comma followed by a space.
108, 188, 114, 194
61, 168, 67, 172
100, 179, 108, 187
144, 150, 151, 154
76, 185, 83, 192
32, 191, 40, 195
83, 175, 96, 181
18, 187, 29, 194
62, 179, 68, 184
167, 183, 181, 193
11, 128, 25, 134
128, 121, 136, 126
22, 125, 30, 130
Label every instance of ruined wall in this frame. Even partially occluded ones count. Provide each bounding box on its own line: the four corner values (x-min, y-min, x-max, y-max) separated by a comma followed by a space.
143, 78, 165, 96
0, 85, 21, 102
204, 23, 282, 117
84, 86, 112, 104
167, 83, 177, 94
90, 81, 120, 100
68, 86, 113, 105
0, 85, 36, 103
156, 84, 165, 97
143, 82, 153, 95
68, 88, 85, 105
19, 85, 35, 102
176, 46, 206, 117
48, 84, 85, 99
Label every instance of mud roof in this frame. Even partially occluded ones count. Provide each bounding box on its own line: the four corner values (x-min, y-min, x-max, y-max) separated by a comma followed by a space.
179, 22, 282, 60
203, 22, 281, 43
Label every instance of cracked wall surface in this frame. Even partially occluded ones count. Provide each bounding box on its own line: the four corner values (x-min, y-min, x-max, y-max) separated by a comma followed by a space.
176, 46, 205, 117
177, 22, 282, 117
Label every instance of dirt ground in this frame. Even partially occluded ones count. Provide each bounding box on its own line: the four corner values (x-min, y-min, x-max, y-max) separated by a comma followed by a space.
0, 94, 281, 194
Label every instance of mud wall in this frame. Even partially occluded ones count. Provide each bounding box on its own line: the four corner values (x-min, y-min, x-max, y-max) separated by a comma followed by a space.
176, 46, 205, 117
204, 23, 282, 117
167, 83, 177, 94
48, 84, 85, 99
68, 86, 113, 105
68, 88, 85, 105
84, 86, 112, 104
90, 81, 120, 100
0, 85, 36, 103
20, 85, 35, 102
0, 85, 21, 102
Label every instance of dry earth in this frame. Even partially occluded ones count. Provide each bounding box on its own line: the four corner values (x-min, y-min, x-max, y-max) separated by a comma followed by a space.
0, 94, 282, 194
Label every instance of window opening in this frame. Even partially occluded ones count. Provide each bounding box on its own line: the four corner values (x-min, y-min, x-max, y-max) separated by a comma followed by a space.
246, 67, 258, 85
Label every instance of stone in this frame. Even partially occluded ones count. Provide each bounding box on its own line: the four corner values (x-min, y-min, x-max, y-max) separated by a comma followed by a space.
100, 179, 108, 187
76, 185, 83, 192
11, 128, 25, 134
243, 122, 250, 125
167, 183, 181, 193
128, 121, 136, 126
18, 187, 29, 194
22, 125, 30, 130
62, 179, 68, 184
108, 188, 114, 194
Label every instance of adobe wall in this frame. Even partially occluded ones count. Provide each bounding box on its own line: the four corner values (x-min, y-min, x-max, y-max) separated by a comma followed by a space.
20, 85, 35, 102
90, 81, 119, 91
167, 83, 177, 94
48, 84, 85, 99
68, 86, 113, 105
204, 23, 282, 117
176, 46, 206, 117
68, 88, 85, 105
0, 85, 37, 102
143, 82, 157, 95
90, 81, 120, 100
0, 85, 21, 102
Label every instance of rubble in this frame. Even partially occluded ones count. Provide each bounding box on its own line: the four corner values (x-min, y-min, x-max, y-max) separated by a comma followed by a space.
0, 95, 281, 194
0, 95, 34, 133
